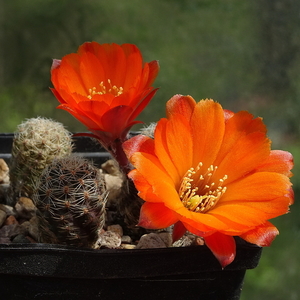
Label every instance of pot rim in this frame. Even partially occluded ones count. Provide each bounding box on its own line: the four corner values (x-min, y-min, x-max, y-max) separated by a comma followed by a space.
0, 240, 262, 279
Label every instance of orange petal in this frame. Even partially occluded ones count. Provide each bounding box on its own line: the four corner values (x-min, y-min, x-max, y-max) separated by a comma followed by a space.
128, 88, 159, 123
79, 42, 127, 87
175, 207, 230, 233
122, 44, 143, 90
143, 60, 160, 87
138, 202, 179, 229
104, 43, 128, 86
153, 118, 182, 184
124, 134, 174, 189
79, 51, 106, 90
211, 172, 292, 228
123, 135, 154, 160
224, 109, 234, 121
129, 169, 166, 203
57, 104, 101, 130
215, 131, 270, 185
55, 53, 88, 95
100, 105, 134, 137
162, 113, 194, 180
204, 232, 236, 268
240, 221, 279, 246
180, 219, 216, 237
172, 221, 188, 242
166, 94, 196, 121
215, 110, 267, 166
222, 171, 292, 202
128, 151, 183, 211
255, 150, 294, 177
50, 88, 67, 105
191, 99, 225, 168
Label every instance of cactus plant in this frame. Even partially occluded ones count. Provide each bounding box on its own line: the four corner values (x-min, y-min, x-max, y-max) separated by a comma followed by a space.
9, 117, 73, 202
33, 156, 107, 247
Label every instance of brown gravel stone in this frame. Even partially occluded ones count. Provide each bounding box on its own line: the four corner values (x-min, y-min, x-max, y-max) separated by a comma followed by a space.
15, 197, 37, 219
94, 230, 122, 249
4, 215, 18, 225
136, 233, 167, 249
0, 204, 16, 216
12, 234, 33, 243
121, 244, 136, 249
107, 224, 123, 237
121, 235, 132, 244
158, 232, 173, 247
0, 159, 9, 184
0, 223, 24, 243
0, 210, 7, 227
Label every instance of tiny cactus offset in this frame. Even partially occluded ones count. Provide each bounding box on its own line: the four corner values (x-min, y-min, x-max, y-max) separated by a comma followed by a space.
9, 117, 73, 202
33, 156, 107, 247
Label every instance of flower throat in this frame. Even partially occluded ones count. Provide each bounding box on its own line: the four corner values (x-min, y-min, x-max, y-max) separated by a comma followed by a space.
87, 79, 123, 99
179, 162, 227, 213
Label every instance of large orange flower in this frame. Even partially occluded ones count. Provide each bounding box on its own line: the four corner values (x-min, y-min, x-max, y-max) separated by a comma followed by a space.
123, 95, 294, 267
50, 42, 159, 167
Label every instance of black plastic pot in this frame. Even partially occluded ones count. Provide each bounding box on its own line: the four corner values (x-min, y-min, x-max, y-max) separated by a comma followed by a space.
0, 240, 262, 300
0, 134, 262, 299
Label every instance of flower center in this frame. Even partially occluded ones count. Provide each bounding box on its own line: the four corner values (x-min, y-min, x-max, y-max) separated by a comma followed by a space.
87, 79, 123, 99
179, 162, 227, 213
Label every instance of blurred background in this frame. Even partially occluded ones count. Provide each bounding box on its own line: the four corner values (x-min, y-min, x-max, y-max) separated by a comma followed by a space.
0, 1, 299, 298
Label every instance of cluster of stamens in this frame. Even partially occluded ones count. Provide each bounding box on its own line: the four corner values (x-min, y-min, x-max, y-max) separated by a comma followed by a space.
87, 79, 123, 99
179, 162, 227, 213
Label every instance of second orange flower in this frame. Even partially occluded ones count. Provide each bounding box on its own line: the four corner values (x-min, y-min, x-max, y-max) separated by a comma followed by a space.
51, 42, 159, 153
123, 95, 294, 267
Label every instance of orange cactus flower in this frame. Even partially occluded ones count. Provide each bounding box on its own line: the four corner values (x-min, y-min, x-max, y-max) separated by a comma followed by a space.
50, 42, 159, 170
123, 95, 294, 268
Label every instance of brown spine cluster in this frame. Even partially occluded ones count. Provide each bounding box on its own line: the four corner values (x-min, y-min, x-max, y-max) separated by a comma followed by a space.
33, 156, 107, 247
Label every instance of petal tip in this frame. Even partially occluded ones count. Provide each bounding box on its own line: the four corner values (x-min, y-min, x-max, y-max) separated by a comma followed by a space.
51, 59, 61, 71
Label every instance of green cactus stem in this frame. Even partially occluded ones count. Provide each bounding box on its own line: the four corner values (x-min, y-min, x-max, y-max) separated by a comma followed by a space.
33, 156, 107, 247
9, 117, 73, 202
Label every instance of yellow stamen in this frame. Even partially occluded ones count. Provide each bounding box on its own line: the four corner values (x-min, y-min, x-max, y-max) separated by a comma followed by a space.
87, 79, 123, 99
179, 162, 228, 213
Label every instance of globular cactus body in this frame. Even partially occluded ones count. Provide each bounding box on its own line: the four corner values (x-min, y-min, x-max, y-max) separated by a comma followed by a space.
33, 156, 107, 247
9, 117, 73, 201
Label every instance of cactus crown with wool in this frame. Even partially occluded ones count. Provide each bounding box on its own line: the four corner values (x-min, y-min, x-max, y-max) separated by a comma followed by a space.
33, 156, 107, 247
9, 117, 73, 200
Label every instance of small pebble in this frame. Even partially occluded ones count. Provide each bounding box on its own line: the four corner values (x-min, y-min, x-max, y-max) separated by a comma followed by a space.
194, 237, 205, 246
20, 216, 42, 242
101, 160, 122, 177
158, 232, 173, 247
0, 204, 16, 216
28, 216, 41, 241
173, 234, 196, 247
4, 215, 18, 226
107, 224, 123, 237
95, 230, 122, 249
121, 235, 132, 244
103, 173, 124, 205
0, 159, 9, 184
0, 223, 23, 243
0, 210, 7, 227
136, 233, 167, 249
12, 234, 32, 244
15, 197, 37, 219
0, 184, 10, 203
121, 244, 136, 249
